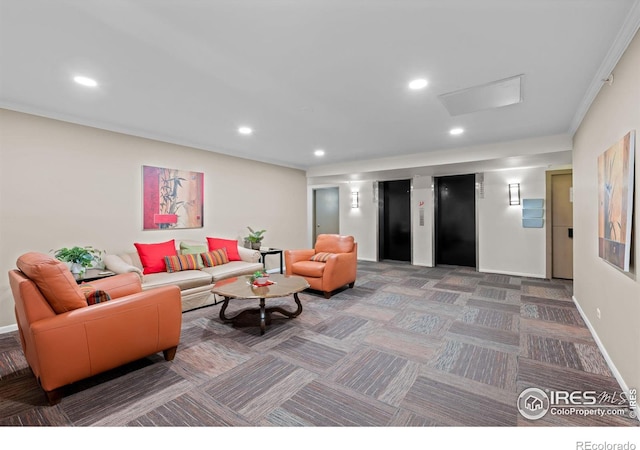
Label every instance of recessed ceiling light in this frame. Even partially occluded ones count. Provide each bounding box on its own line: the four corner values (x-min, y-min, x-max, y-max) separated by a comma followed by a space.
314, 149, 325, 157
238, 126, 253, 135
408, 78, 428, 90
73, 75, 98, 87
450, 127, 464, 135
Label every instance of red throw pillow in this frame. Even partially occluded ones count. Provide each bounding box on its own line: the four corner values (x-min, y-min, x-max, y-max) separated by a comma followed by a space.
206, 237, 241, 261
134, 240, 177, 274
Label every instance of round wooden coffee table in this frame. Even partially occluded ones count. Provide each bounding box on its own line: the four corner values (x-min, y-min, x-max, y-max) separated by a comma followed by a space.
211, 274, 310, 335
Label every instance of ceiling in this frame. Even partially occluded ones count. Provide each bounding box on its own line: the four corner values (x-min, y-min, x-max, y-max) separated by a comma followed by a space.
1, 0, 639, 178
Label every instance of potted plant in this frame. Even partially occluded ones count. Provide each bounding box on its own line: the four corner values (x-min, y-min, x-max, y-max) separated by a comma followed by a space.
250, 270, 269, 285
52, 246, 104, 275
245, 227, 266, 250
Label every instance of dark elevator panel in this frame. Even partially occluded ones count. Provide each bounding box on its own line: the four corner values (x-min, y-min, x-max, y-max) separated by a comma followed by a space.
435, 174, 476, 267
379, 179, 411, 262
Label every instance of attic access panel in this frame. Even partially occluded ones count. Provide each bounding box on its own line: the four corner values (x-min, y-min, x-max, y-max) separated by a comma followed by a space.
439, 74, 523, 116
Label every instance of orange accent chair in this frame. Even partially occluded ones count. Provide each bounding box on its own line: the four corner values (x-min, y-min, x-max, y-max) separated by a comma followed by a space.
285, 234, 357, 298
8, 252, 182, 405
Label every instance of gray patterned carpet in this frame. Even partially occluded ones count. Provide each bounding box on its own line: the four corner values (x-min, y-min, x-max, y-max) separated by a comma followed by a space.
0, 261, 637, 427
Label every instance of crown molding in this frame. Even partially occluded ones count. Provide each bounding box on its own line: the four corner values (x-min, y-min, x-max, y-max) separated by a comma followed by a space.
569, 0, 640, 134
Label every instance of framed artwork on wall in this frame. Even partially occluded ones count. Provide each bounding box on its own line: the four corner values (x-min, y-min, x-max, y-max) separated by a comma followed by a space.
142, 165, 204, 230
597, 130, 635, 272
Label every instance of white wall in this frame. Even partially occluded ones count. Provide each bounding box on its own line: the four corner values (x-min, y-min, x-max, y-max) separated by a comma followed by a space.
339, 181, 378, 261
0, 109, 308, 328
478, 168, 547, 278
572, 30, 640, 393
333, 176, 434, 264
327, 165, 557, 277
411, 175, 434, 267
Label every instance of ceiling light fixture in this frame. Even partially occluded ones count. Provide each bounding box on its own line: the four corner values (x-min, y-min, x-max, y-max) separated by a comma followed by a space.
237, 126, 253, 135
408, 78, 428, 90
73, 75, 98, 87
450, 127, 464, 135
314, 149, 325, 157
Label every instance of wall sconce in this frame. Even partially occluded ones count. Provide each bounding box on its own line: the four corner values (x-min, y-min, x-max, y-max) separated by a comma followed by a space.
351, 191, 359, 208
509, 183, 521, 205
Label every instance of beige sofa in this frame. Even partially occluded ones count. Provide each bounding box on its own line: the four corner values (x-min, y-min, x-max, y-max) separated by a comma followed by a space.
103, 240, 263, 311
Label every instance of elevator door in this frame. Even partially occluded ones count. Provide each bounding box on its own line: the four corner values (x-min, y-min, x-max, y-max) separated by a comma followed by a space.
435, 174, 476, 267
379, 179, 411, 262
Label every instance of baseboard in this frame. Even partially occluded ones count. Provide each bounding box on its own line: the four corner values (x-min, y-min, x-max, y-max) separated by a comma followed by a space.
478, 268, 546, 279
0, 324, 18, 335
572, 294, 639, 422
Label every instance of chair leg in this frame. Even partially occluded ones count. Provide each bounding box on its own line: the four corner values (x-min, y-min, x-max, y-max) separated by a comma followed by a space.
45, 388, 63, 406
323, 291, 332, 299
163, 346, 178, 361
348, 282, 355, 288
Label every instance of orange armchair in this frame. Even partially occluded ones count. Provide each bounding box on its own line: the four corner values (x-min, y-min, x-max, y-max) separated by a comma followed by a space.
8, 252, 182, 405
285, 234, 357, 298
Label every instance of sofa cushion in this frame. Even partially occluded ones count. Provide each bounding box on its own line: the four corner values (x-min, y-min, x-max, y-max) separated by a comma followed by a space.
201, 261, 264, 282
134, 240, 178, 274
164, 254, 199, 273
142, 270, 213, 291
179, 241, 207, 267
207, 237, 241, 261
291, 260, 326, 278
310, 252, 333, 262
201, 248, 229, 267
16, 252, 87, 314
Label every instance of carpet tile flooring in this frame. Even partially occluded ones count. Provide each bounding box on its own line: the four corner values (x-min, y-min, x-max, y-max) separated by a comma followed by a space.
0, 261, 636, 427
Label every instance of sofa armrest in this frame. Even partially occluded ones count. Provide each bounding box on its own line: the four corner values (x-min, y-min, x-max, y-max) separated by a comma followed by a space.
85, 272, 142, 299
323, 252, 357, 276
104, 254, 143, 280
284, 249, 315, 275
237, 246, 261, 263
319, 251, 358, 291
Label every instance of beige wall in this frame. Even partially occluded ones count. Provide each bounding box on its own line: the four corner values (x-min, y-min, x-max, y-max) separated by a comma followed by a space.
0, 109, 308, 328
573, 30, 640, 392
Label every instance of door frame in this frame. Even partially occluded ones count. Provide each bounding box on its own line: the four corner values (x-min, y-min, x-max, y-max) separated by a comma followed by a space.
545, 169, 573, 279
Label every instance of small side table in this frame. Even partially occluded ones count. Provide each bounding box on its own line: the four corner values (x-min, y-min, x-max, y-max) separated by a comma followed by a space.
259, 248, 283, 274
74, 269, 116, 284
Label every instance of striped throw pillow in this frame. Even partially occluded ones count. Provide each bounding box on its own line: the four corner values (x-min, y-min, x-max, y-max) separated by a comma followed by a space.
310, 252, 333, 262
79, 284, 112, 305
85, 290, 112, 305
201, 248, 229, 267
164, 254, 199, 273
